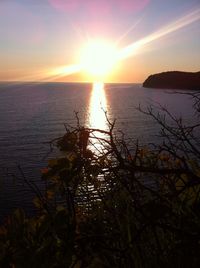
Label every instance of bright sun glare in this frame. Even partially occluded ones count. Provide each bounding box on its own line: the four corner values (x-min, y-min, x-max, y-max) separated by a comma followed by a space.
46, 8, 200, 83
80, 39, 118, 78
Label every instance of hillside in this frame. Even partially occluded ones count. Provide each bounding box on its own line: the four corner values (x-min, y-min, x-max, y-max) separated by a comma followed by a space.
143, 71, 200, 90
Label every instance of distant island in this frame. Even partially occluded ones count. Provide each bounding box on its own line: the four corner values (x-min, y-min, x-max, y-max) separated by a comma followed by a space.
143, 71, 200, 90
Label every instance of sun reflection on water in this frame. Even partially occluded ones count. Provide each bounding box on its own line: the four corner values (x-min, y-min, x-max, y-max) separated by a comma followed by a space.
88, 82, 108, 130
86, 82, 108, 153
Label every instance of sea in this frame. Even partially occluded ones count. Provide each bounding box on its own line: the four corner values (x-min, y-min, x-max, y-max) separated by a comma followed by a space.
0, 81, 196, 220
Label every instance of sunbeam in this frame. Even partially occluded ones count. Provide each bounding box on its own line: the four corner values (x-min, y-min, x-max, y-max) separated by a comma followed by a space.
6, 64, 82, 84
48, 64, 82, 80
118, 8, 200, 60
116, 17, 143, 45
48, 8, 200, 82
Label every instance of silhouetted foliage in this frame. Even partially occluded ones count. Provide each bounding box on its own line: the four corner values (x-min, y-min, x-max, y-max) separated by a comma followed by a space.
0, 92, 200, 267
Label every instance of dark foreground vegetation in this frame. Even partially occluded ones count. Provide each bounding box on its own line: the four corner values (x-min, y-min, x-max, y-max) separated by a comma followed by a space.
1, 92, 200, 267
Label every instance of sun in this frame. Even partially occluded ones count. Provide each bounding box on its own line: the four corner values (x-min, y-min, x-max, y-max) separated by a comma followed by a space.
80, 39, 118, 79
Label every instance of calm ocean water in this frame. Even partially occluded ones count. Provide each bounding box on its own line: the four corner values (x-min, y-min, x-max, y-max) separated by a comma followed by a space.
0, 82, 195, 219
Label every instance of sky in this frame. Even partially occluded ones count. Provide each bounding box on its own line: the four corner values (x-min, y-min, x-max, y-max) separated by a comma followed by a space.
0, 0, 200, 83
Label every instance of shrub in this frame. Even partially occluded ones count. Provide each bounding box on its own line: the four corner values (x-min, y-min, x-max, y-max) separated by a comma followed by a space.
0, 93, 200, 267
